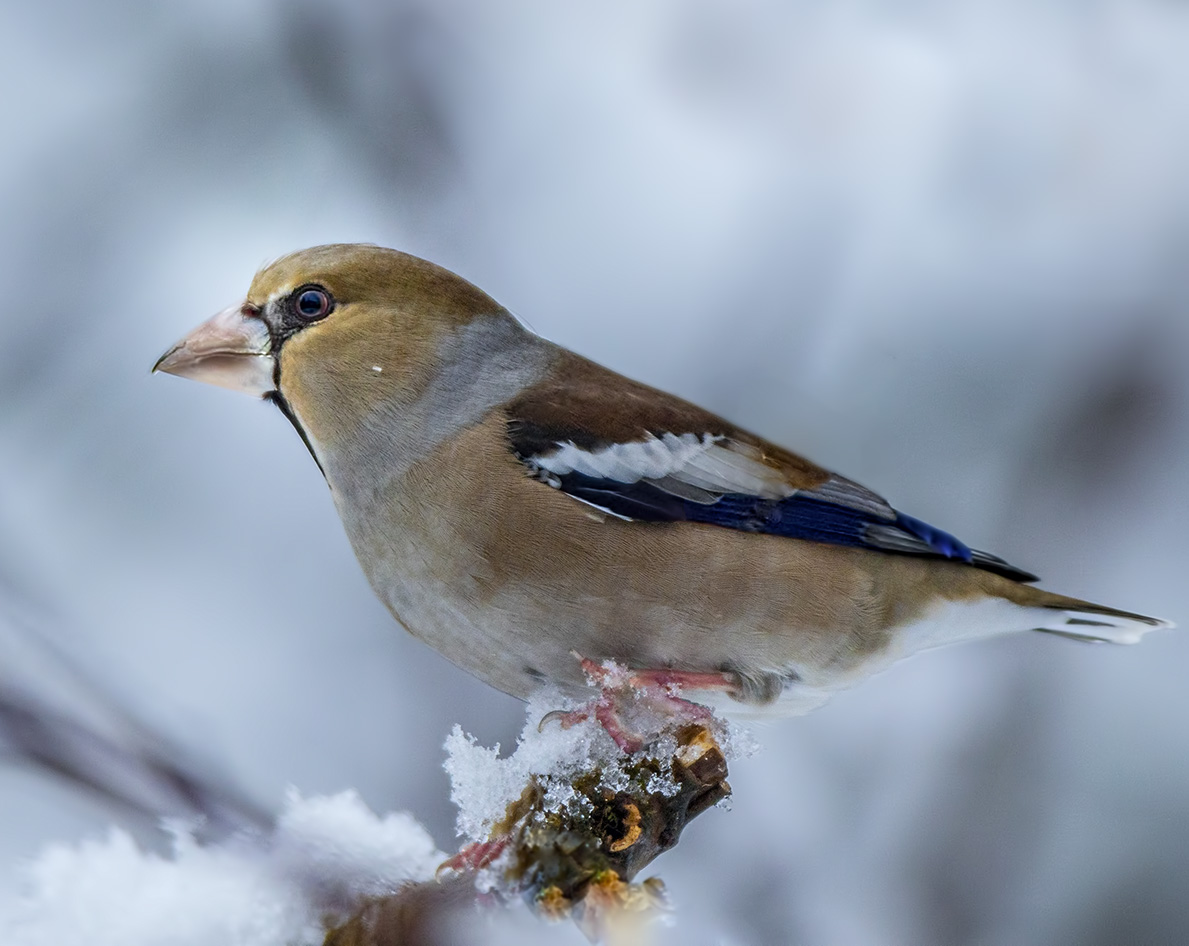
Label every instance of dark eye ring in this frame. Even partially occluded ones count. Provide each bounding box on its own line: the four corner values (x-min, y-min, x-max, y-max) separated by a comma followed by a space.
293, 286, 333, 322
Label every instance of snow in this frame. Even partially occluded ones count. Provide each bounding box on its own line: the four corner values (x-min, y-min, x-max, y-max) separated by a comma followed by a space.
270, 789, 443, 909
0, 791, 445, 946
5, 828, 309, 946
444, 683, 755, 845
445, 689, 615, 842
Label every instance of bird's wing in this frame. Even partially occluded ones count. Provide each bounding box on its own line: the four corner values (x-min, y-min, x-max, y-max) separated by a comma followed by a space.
504, 352, 1037, 583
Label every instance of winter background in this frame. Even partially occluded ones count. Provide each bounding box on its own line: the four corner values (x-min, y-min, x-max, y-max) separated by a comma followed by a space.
2, 1, 1188, 943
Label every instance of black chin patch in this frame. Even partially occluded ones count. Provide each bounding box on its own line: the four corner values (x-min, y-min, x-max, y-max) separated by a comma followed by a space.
265, 389, 326, 479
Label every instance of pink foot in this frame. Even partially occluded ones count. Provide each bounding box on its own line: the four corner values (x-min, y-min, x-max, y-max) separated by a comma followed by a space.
539, 690, 642, 751
539, 656, 733, 752
437, 836, 510, 875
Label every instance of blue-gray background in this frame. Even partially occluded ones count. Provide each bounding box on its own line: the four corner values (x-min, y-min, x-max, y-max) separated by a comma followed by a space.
2, 1, 1187, 943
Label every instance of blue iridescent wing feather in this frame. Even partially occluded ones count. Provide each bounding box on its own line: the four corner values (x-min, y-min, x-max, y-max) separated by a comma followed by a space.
538, 470, 1037, 583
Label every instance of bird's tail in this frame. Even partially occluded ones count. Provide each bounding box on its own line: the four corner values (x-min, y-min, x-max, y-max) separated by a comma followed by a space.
1016, 588, 1174, 644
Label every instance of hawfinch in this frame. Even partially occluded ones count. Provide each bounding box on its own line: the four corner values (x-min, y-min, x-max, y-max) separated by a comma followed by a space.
155, 244, 1170, 716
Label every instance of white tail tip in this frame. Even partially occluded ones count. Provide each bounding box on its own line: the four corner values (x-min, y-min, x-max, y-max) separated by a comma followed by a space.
1037, 610, 1174, 645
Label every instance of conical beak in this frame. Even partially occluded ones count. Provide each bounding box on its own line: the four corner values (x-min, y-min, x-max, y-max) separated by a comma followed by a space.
153, 304, 275, 396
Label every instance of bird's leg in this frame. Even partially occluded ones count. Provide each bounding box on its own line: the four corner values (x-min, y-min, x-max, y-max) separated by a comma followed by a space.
539, 656, 735, 752
624, 668, 732, 722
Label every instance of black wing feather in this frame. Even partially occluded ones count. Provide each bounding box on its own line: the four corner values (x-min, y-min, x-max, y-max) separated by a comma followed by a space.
508, 421, 1038, 583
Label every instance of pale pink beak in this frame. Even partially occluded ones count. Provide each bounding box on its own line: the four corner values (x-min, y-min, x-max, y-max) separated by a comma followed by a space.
153, 303, 275, 396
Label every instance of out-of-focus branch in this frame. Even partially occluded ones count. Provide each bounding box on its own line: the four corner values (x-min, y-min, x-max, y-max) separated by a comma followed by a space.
0, 608, 271, 837
0, 682, 271, 837
320, 873, 478, 946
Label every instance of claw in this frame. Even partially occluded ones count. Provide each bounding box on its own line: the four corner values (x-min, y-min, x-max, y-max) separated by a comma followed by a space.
538, 708, 588, 732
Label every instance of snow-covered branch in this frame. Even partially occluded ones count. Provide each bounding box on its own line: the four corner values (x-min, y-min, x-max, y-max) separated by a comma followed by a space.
0, 646, 743, 945
327, 703, 733, 943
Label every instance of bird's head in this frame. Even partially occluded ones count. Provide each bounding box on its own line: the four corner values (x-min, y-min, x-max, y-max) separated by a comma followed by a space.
155, 244, 504, 399
154, 243, 515, 462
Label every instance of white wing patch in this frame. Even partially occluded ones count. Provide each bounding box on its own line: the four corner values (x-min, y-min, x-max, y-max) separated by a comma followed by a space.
530, 432, 795, 500
538, 432, 711, 481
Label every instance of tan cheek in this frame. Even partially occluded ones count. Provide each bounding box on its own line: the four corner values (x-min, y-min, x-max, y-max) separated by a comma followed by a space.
276, 316, 444, 446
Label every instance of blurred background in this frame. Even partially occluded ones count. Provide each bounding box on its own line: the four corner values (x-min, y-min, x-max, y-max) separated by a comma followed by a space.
2, 0, 1188, 942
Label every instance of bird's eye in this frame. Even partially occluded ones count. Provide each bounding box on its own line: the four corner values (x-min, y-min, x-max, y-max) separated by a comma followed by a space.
293, 286, 333, 322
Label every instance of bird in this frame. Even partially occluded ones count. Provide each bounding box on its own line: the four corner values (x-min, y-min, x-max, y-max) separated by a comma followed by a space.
154, 243, 1172, 722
